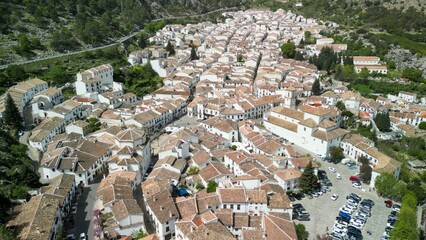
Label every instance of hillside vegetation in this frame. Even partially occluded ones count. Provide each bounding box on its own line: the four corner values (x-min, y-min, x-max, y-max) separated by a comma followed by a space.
288, 0, 425, 55
0, 0, 246, 64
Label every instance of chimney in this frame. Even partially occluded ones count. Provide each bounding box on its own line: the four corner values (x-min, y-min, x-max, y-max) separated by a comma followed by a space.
190, 226, 194, 233
160, 206, 163, 211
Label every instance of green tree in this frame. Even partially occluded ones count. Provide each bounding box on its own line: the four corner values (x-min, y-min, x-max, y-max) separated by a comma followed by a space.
419, 122, 426, 130
311, 79, 321, 96
138, 33, 148, 48
299, 161, 320, 193
374, 112, 391, 132
88, 118, 101, 132
402, 191, 418, 209
387, 60, 396, 70
12, 34, 33, 57
231, 145, 237, 151
2, 94, 23, 131
134, 231, 148, 239
50, 28, 80, 52
47, 66, 70, 85
358, 67, 370, 79
0, 224, 15, 240
195, 182, 205, 190
389, 220, 418, 240
166, 40, 175, 55
295, 223, 309, 240
190, 46, 199, 61
207, 181, 218, 193
329, 146, 344, 162
188, 166, 199, 175
312, 46, 338, 74
304, 31, 312, 39
402, 68, 423, 82
359, 156, 372, 184
360, 165, 372, 183
11, 185, 29, 199
336, 101, 346, 111
294, 51, 304, 61
375, 173, 399, 198
280, 42, 296, 58
237, 53, 244, 62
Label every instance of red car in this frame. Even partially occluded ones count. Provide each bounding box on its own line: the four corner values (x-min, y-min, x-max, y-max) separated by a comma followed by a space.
349, 176, 361, 182
385, 199, 393, 208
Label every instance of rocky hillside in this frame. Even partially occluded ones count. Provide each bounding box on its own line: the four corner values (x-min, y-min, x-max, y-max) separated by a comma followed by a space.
0, 0, 247, 64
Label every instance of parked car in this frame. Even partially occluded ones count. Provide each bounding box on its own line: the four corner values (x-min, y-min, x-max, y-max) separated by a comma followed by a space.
66, 234, 76, 240
385, 200, 393, 208
361, 199, 375, 206
339, 211, 352, 221
328, 167, 337, 173
297, 213, 310, 221
336, 173, 342, 179
79, 233, 87, 240
293, 192, 304, 200
347, 198, 358, 206
352, 182, 362, 189
70, 206, 77, 215
349, 176, 361, 182
348, 193, 361, 200
393, 204, 401, 212
331, 194, 339, 201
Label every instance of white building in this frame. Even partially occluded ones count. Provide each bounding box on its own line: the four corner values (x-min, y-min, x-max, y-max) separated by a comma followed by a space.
264, 105, 348, 157
75, 64, 123, 96
340, 134, 402, 187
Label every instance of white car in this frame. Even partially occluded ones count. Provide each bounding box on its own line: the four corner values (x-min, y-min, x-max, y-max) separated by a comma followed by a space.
328, 167, 336, 173
339, 207, 353, 215
347, 199, 358, 206
79, 233, 87, 240
336, 173, 341, 179
331, 194, 339, 201
345, 204, 357, 211
333, 224, 348, 233
352, 182, 362, 189
351, 221, 364, 230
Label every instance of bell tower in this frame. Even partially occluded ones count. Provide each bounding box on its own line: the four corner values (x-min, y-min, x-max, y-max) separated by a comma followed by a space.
283, 87, 296, 109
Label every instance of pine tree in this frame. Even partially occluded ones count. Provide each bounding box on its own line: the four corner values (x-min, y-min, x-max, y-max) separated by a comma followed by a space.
3, 93, 23, 131
138, 33, 147, 48
165, 40, 175, 55
311, 79, 321, 96
299, 161, 320, 193
190, 46, 198, 60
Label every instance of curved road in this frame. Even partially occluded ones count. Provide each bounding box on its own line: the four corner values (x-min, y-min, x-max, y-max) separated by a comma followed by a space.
0, 7, 238, 70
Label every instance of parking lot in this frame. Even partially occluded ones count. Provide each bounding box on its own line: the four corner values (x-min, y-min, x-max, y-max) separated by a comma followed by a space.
293, 159, 394, 239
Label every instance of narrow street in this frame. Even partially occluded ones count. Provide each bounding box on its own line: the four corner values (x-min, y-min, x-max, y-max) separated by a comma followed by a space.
72, 178, 101, 240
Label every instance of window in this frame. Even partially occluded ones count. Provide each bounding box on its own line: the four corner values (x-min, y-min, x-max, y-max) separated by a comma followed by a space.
237, 205, 241, 210
166, 226, 170, 232
230, 204, 234, 209
79, 174, 82, 177
52, 168, 55, 172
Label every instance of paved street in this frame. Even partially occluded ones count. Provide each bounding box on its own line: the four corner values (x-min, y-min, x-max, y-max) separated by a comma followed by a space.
293, 159, 393, 240
71, 181, 100, 240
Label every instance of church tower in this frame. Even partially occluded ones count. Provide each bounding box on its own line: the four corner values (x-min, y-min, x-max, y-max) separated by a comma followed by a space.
283, 87, 296, 109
